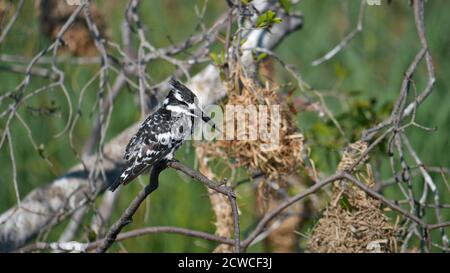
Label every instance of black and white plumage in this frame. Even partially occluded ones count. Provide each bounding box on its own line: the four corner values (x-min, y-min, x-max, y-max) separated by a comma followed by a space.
109, 79, 214, 192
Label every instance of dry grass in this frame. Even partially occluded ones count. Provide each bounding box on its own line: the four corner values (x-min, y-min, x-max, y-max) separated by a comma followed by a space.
307, 141, 399, 253
198, 68, 303, 181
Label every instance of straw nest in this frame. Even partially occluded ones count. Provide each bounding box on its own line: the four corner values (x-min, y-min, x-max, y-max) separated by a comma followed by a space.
197, 75, 304, 181
307, 141, 399, 253
36, 0, 108, 56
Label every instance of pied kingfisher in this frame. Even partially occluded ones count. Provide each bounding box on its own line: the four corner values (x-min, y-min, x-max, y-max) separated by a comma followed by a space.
109, 79, 215, 192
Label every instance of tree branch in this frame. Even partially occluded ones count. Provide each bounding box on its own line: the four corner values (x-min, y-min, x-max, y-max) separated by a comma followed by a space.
96, 160, 239, 253
95, 160, 166, 253
0, 7, 303, 252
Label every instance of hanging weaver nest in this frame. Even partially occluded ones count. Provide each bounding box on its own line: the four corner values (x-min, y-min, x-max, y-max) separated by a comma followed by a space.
197, 74, 304, 182
0, 1, 6, 20
36, 0, 108, 56
307, 141, 400, 253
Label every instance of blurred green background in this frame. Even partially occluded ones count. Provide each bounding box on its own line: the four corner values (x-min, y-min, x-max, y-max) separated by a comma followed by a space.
0, 0, 449, 252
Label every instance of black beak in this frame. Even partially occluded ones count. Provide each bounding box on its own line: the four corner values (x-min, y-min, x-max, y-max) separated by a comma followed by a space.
200, 110, 221, 133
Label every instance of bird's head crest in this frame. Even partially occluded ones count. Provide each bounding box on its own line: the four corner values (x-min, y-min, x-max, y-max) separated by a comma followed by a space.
165, 79, 198, 108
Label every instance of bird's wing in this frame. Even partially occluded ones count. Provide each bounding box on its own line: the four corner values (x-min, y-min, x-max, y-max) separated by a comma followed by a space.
109, 109, 179, 191
118, 142, 165, 186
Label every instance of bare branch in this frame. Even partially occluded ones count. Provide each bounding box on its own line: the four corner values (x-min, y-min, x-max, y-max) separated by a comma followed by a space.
312, 0, 366, 66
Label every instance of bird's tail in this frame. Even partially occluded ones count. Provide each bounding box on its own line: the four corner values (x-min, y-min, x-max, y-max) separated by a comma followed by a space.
109, 165, 131, 192
109, 174, 124, 192
109, 163, 148, 192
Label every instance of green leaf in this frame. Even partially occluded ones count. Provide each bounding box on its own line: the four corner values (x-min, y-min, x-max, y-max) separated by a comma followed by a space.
210, 50, 225, 66
86, 226, 97, 241
255, 10, 283, 29
273, 17, 282, 24
256, 52, 268, 62
279, 0, 291, 14
339, 195, 353, 210
210, 52, 219, 65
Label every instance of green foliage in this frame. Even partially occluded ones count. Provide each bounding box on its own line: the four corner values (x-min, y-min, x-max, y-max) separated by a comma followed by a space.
209, 50, 226, 67
279, 0, 292, 14
255, 52, 268, 62
339, 195, 353, 211
255, 10, 283, 29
